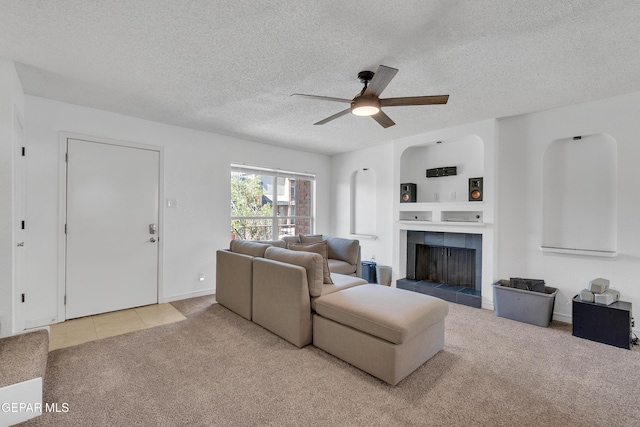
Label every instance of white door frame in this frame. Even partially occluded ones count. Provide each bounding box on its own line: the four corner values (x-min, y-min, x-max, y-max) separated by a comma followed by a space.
57, 132, 164, 323
13, 108, 25, 333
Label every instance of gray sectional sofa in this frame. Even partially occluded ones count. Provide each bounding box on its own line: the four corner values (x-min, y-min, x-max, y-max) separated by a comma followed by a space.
215, 235, 449, 385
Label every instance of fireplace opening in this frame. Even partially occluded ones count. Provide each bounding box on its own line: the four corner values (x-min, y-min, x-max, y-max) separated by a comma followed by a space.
415, 245, 476, 289
399, 231, 482, 308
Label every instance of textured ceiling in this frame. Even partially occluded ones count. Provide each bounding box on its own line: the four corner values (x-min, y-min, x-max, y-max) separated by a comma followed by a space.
1, 1, 640, 156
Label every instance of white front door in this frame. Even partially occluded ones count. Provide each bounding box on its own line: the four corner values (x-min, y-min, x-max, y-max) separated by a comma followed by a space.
65, 138, 160, 319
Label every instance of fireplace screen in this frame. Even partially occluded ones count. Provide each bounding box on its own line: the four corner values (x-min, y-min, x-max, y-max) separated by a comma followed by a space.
415, 245, 476, 288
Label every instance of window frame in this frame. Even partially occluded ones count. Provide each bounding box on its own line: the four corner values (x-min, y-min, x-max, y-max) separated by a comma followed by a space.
230, 163, 315, 240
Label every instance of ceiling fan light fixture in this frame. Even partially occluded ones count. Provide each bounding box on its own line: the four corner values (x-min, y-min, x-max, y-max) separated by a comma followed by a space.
351, 97, 380, 116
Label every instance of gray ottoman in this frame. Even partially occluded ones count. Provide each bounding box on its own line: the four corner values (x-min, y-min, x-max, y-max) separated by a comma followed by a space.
313, 284, 449, 385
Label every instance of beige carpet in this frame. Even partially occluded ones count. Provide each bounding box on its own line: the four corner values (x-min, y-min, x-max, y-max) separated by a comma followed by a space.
22, 296, 640, 426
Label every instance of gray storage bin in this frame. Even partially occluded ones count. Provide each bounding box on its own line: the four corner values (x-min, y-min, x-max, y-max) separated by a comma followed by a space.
376, 265, 392, 286
493, 280, 558, 327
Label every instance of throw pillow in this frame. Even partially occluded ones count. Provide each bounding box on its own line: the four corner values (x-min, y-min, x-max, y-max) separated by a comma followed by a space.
288, 241, 333, 284
299, 234, 323, 243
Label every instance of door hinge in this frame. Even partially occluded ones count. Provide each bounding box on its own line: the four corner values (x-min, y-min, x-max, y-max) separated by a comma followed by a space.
21, 293, 25, 303
21, 147, 25, 156
64, 224, 67, 234
21, 220, 25, 230
64, 295, 67, 305
65, 152, 68, 162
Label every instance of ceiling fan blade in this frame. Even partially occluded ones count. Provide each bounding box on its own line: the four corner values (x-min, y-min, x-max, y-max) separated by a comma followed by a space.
381, 95, 449, 107
314, 108, 351, 125
363, 65, 398, 97
292, 93, 352, 103
371, 110, 395, 128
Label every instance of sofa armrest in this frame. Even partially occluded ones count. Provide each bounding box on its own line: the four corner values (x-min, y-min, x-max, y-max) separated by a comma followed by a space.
252, 258, 313, 348
325, 236, 361, 277
216, 250, 254, 320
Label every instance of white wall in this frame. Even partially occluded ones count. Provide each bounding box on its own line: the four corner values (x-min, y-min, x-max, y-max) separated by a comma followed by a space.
497, 90, 640, 323
331, 142, 394, 269
0, 59, 24, 336
23, 95, 331, 328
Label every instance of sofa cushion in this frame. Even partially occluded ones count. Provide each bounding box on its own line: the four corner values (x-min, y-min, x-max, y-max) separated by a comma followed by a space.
264, 246, 324, 297
256, 240, 287, 248
325, 236, 360, 265
288, 241, 333, 284
310, 273, 367, 311
299, 234, 323, 243
314, 284, 449, 345
327, 259, 356, 275
229, 240, 271, 257
282, 235, 300, 244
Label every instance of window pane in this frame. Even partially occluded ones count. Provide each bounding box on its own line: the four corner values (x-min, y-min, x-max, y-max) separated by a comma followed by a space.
277, 218, 297, 239
231, 172, 273, 217
278, 218, 311, 238
231, 218, 273, 241
277, 176, 286, 199
293, 179, 312, 235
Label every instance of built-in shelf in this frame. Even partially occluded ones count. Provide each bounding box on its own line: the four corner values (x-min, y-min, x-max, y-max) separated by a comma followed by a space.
539, 246, 617, 258
398, 202, 484, 226
399, 202, 484, 211
350, 234, 378, 240
397, 220, 486, 227
399, 211, 433, 221
441, 210, 483, 223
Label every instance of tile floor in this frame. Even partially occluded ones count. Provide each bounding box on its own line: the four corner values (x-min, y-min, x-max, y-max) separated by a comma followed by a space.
49, 303, 186, 351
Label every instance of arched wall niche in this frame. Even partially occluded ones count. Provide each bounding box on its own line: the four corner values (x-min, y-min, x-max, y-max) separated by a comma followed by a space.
399, 135, 484, 203
541, 133, 617, 255
350, 168, 377, 236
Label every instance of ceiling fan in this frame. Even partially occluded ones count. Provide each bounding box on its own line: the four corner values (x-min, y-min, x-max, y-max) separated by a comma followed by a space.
292, 65, 449, 128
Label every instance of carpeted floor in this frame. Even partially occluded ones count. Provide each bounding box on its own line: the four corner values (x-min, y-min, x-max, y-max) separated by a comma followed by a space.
21, 295, 640, 426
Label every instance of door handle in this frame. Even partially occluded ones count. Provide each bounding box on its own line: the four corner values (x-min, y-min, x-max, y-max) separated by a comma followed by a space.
149, 223, 157, 234
150, 237, 156, 243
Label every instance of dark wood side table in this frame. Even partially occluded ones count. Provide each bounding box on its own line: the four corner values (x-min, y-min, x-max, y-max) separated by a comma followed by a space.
572, 295, 632, 349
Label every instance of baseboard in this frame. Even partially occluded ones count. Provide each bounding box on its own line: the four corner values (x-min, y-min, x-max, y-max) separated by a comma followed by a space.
552, 312, 572, 324
162, 288, 216, 303
481, 301, 494, 311
24, 318, 56, 331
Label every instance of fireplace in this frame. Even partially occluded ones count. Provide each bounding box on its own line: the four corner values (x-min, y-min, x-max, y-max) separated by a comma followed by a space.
398, 231, 482, 308
415, 245, 476, 289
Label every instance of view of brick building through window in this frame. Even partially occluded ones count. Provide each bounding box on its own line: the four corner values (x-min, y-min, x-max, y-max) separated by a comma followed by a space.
293, 179, 311, 235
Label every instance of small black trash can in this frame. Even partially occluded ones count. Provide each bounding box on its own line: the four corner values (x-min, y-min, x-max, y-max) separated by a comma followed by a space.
361, 261, 377, 283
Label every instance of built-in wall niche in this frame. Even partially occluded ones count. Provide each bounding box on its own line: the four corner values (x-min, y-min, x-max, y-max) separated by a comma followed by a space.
541, 134, 617, 257
350, 168, 376, 236
400, 135, 484, 203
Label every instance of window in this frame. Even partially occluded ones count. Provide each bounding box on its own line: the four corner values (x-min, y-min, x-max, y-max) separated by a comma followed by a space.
230, 164, 314, 240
